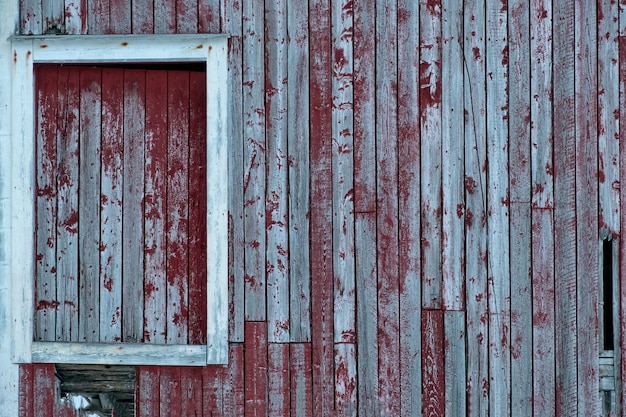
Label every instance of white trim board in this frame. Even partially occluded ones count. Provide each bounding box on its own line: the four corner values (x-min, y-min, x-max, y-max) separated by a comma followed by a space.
10, 34, 229, 365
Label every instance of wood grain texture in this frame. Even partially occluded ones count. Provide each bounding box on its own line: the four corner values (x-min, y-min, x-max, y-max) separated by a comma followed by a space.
444, 311, 466, 417
422, 310, 444, 417
245, 322, 268, 416
268, 343, 290, 417
397, 0, 422, 415
290, 343, 313, 417
619, 6, 626, 414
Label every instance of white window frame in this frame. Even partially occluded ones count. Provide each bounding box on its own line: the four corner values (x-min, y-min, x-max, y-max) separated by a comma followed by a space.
10, 34, 229, 365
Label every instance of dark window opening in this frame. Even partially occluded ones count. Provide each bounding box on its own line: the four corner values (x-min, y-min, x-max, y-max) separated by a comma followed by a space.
602, 238, 614, 351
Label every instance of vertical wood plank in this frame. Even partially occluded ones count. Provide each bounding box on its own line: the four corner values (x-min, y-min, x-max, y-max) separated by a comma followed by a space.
441, 0, 465, 311
166, 70, 189, 344
268, 343, 290, 416
199, 0, 220, 33
397, 1, 422, 415
353, 0, 376, 213
42, 0, 63, 32
123, 69, 146, 343
188, 70, 207, 345
290, 343, 313, 417
287, 0, 311, 343
176, 0, 198, 33
78, 66, 101, 343
335, 343, 357, 415
132, 0, 154, 33
21, 0, 43, 34
19, 365, 34, 417
310, 0, 335, 414
109, 0, 131, 33
463, 0, 489, 414
445, 311, 466, 417
222, 0, 245, 343
553, 0, 577, 413
64, 0, 86, 34
486, 0, 511, 413
100, 67, 124, 343
375, 1, 400, 415
138, 367, 161, 417
619, 4, 626, 413
508, 0, 533, 414
55, 55, 80, 344
144, 69, 168, 345
575, 0, 600, 414
160, 367, 182, 417
420, 0, 443, 310
87, 0, 109, 34
154, 0, 176, 33
35, 65, 58, 342
202, 363, 224, 415
531, 210, 556, 416
242, 0, 267, 322
33, 364, 54, 417
422, 310, 444, 417
245, 322, 268, 416
331, 8, 356, 407
181, 367, 203, 417
355, 213, 379, 417
598, 0, 620, 239
265, 0, 290, 343
224, 345, 246, 416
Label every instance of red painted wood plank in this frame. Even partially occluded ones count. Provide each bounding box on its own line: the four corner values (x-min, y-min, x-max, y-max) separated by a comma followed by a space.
508, 0, 533, 414
397, 1, 422, 415
463, 1, 489, 415
87, 0, 109, 34
154, 0, 176, 33
43, 0, 63, 32
245, 322, 268, 416
100, 67, 124, 343
123, 69, 146, 343
21, 0, 43, 34
132, 0, 154, 33
64, 0, 86, 34
138, 366, 161, 417
290, 343, 313, 417
376, 1, 400, 415
309, 0, 335, 415
532, 209, 556, 416
353, 0, 376, 213
181, 367, 203, 417
176, 0, 198, 33
35, 65, 58, 342
222, 0, 245, 343
619, 14, 626, 417
166, 70, 190, 344
188, 70, 207, 345
287, 0, 311, 343
78, 66, 102, 343
199, 0, 221, 33
144, 69, 168, 344
202, 364, 224, 415
109, 0, 131, 32
553, 0, 577, 413
268, 343, 290, 416
575, 0, 600, 414
160, 367, 182, 417
55, 65, 80, 342
224, 345, 246, 416
422, 310, 445, 417
33, 364, 54, 417
355, 213, 378, 417
19, 365, 34, 417
598, 0, 620, 238
419, 0, 443, 310
242, 0, 267, 322
265, 0, 290, 343
335, 343, 357, 415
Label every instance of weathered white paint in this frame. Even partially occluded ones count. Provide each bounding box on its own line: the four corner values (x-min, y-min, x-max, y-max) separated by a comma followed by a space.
10, 34, 230, 365
31, 342, 208, 365
0, 2, 20, 416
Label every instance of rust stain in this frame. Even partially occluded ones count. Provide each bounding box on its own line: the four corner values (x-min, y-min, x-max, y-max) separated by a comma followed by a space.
121, 42, 129, 47
196, 44, 203, 49
40, 44, 48, 49
26, 50, 32, 61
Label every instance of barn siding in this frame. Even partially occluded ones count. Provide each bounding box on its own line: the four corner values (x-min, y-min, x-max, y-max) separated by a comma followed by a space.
4, 0, 625, 416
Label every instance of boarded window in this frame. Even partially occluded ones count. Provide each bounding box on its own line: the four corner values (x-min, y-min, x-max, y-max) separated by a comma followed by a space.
34, 64, 208, 346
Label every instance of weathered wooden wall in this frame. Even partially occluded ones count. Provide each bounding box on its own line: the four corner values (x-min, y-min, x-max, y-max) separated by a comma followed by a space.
13, 0, 626, 416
